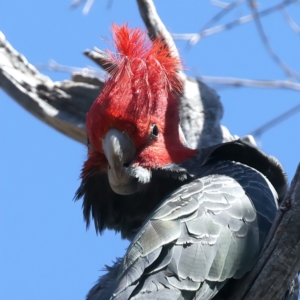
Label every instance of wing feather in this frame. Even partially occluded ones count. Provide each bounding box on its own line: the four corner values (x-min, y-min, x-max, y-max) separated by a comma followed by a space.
90, 162, 278, 299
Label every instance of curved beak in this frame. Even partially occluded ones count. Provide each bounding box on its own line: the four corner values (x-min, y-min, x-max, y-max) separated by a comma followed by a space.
102, 129, 142, 195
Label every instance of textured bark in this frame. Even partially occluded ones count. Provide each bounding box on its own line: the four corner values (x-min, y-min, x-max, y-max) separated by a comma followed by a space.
84, 48, 115, 74
0, 31, 103, 144
136, 0, 179, 58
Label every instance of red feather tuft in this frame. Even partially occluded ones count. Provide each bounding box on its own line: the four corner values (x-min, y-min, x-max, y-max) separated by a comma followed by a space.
85, 24, 196, 170
109, 23, 182, 93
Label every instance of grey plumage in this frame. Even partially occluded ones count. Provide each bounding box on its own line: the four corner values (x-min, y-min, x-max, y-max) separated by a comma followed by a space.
77, 140, 292, 299
110, 164, 276, 299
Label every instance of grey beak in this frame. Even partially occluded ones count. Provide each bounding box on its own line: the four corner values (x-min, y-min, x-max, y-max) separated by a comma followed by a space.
102, 129, 142, 195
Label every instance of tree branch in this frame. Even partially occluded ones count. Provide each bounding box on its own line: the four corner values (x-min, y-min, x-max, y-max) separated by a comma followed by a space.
136, 0, 179, 59
198, 0, 245, 37
0, 31, 103, 144
248, 103, 300, 138
37, 59, 103, 77
248, 0, 300, 81
281, 7, 300, 35
84, 47, 115, 73
198, 75, 300, 91
171, 0, 298, 44
71, 0, 95, 14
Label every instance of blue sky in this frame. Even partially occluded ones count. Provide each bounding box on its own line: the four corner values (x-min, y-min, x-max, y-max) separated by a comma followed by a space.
0, 1, 299, 299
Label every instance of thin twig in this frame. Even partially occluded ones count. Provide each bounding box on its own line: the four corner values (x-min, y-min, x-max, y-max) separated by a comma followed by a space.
70, 0, 85, 9
281, 7, 300, 34
248, 103, 300, 138
172, 0, 298, 44
82, 0, 94, 14
38, 61, 300, 92
202, 0, 245, 31
189, 0, 245, 45
71, 0, 113, 12
248, 0, 300, 80
36, 59, 104, 77
211, 0, 231, 9
70, 0, 95, 14
198, 75, 300, 91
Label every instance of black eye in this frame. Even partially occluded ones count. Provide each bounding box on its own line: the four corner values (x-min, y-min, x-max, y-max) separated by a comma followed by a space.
86, 137, 94, 150
151, 124, 159, 137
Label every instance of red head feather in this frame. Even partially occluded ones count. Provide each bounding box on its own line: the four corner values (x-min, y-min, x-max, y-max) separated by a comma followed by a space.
85, 24, 196, 172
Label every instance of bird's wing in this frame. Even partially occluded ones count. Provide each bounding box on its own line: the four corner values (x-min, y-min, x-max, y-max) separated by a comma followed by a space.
103, 163, 278, 300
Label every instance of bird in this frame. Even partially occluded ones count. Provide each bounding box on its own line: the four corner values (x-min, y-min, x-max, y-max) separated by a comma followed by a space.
75, 24, 289, 299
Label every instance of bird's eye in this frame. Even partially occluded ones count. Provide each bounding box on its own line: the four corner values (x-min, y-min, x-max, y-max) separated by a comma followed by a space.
151, 124, 159, 137
86, 137, 94, 150
86, 137, 95, 150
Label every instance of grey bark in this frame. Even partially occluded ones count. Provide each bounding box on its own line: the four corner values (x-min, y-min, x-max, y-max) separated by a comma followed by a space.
0, 31, 103, 144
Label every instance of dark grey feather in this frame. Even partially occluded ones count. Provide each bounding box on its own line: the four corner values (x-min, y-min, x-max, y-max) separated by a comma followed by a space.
105, 162, 278, 299
80, 140, 289, 299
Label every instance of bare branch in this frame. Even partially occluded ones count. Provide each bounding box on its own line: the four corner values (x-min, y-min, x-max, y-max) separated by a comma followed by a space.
211, 0, 231, 9
70, 0, 94, 14
171, 0, 298, 44
84, 48, 116, 73
248, 0, 300, 80
187, 0, 247, 45
0, 31, 103, 144
136, 0, 180, 59
47, 52, 300, 94
198, 75, 300, 91
71, 72, 104, 86
82, 0, 94, 14
37, 59, 103, 77
201, 0, 245, 34
281, 7, 300, 34
249, 103, 300, 138
70, 0, 85, 9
